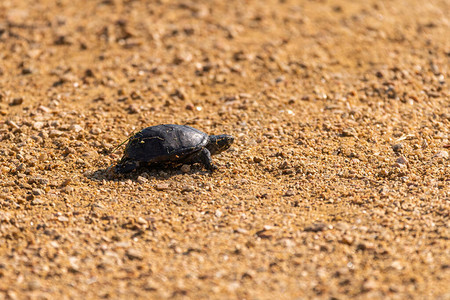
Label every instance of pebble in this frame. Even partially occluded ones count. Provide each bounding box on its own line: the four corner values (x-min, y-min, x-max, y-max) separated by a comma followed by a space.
253, 156, 263, 163
239, 93, 252, 99
27, 279, 41, 291
143, 280, 158, 292
60, 178, 72, 186
181, 164, 191, 173
30, 176, 49, 186
70, 124, 83, 132
16, 163, 25, 172
61, 186, 74, 193
126, 248, 143, 260
181, 185, 194, 192
284, 189, 295, 197
341, 235, 354, 245
21, 67, 32, 75
235, 228, 248, 234
10, 97, 23, 106
33, 122, 45, 130
388, 261, 403, 271
215, 209, 223, 217
356, 241, 376, 251
341, 128, 357, 138
6, 291, 17, 300
304, 223, 331, 232
127, 104, 140, 114
38, 105, 51, 113
32, 188, 45, 196
395, 156, 408, 165
90, 128, 102, 135
433, 150, 448, 159
49, 130, 64, 137
392, 143, 403, 152
173, 52, 193, 65
137, 176, 148, 184
6, 120, 20, 129
362, 279, 378, 292
39, 131, 49, 139
136, 217, 147, 225
68, 257, 80, 271
31, 199, 45, 205
256, 226, 275, 239
155, 183, 170, 191
130, 91, 142, 100
58, 216, 69, 222
378, 186, 389, 196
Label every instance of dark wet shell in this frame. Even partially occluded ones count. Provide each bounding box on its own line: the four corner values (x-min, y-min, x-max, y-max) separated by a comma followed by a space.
122, 124, 209, 163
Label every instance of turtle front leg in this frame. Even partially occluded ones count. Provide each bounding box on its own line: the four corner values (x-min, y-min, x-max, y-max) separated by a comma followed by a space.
197, 148, 218, 171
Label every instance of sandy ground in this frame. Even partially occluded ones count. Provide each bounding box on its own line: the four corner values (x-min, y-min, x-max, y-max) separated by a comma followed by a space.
0, 0, 449, 299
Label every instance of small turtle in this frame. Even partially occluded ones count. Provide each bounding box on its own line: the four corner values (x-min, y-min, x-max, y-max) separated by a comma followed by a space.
115, 124, 234, 173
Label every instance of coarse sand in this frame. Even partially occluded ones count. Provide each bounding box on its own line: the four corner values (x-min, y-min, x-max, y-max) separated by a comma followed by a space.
0, 0, 449, 299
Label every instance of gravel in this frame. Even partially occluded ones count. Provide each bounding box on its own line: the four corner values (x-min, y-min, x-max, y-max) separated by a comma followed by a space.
0, 0, 448, 299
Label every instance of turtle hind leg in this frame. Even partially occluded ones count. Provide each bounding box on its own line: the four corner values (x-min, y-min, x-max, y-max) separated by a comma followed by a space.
115, 160, 139, 174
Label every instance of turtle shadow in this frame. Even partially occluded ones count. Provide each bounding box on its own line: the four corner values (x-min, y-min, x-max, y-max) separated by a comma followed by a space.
86, 165, 211, 183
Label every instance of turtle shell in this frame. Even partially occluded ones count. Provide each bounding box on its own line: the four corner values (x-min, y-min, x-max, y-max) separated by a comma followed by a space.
122, 124, 209, 163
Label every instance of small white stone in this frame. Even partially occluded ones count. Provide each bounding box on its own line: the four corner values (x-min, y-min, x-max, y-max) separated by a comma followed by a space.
58, 216, 69, 222
181, 185, 194, 192
433, 150, 448, 159
70, 124, 83, 133
6, 120, 20, 129
126, 248, 143, 260
155, 183, 170, 191
137, 176, 148, 184
90, 128, 102, 135
136, 217, 147, 225
38, 105, 51, 113
33, 122, 45, 130
49, 130, 64, 137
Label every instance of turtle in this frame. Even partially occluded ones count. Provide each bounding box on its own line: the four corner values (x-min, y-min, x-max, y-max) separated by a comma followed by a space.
114, 124, 234, 173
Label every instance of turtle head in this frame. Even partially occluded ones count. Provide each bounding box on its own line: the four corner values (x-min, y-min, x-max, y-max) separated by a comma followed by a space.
207, 134, 234, 155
